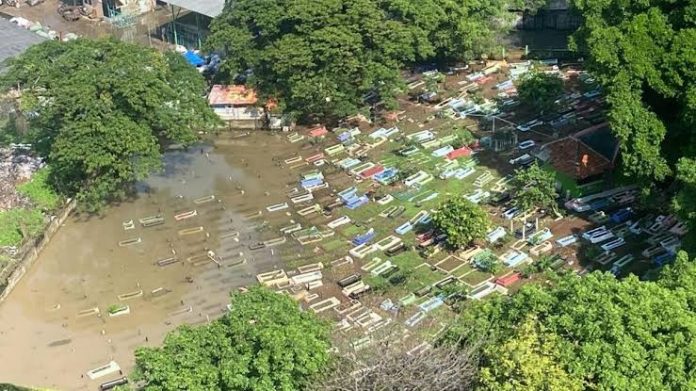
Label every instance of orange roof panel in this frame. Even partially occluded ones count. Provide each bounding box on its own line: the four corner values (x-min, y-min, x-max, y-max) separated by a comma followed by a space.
208, 84, 258, 106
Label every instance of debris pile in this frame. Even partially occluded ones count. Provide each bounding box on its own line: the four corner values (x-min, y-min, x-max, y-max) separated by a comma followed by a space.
0, 146, 44, 211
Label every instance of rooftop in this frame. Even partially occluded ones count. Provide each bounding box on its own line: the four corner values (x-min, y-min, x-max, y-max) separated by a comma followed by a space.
0, 18, 45, 68
160, 0, 225, 18
208, 85, 258, 106
575, 123, 619, 161
538, 123, 618, 181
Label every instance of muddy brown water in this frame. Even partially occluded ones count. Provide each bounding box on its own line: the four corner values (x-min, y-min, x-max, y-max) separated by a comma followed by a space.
0, 133, 306, 390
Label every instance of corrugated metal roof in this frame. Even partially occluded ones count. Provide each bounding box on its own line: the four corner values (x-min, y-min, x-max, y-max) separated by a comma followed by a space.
161, 0, 225, 18
0, 18, 45, 68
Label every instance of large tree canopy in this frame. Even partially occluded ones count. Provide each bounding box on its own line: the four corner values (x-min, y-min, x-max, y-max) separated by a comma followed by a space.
512, 162, 559, 213
446, 251, 696, 390
570, 0, 696, 244
517, 71, 564, 114
206, 0, 528, 121
432, 196, 490, 248
133, 287, 331, 391
1, 38, 218, 211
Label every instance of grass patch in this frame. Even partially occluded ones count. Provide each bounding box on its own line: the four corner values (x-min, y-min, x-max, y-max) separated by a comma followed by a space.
321, 239, 347, 252
459, 269, 492, 286
0, 208, 45, 247
542, 163, 581, 197
17, 167, 61, 211
405, 266, 445, 292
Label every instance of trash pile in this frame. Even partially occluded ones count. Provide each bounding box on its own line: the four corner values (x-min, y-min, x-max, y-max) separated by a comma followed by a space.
9, 17, 79, 41
0, 146, 44, 211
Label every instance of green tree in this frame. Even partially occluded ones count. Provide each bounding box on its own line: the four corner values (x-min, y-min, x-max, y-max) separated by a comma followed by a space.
133, 287, 331, 391
1, 39, 219, 211
516, 71, 564, 114
206, 0, 522, 121
445, 253, 696, 390
478, 318, 583, 391
512, 163, 558, 213
432, 196, 490, 248
570, 0, 696, 245
672, 157, 696, 250
476, 253, 502, 274
423, 72, 444, 94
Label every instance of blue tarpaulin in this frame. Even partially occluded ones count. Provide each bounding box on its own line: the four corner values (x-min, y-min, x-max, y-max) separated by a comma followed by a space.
184, 50, 205, 67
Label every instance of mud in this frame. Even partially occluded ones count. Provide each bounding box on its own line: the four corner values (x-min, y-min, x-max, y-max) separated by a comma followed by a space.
0, 132, 305, 390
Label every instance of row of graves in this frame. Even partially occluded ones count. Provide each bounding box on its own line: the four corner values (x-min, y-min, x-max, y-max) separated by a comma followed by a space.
75, 194, 250, 322
564, 187, 688, 276
246, 117, 583, 351
246, 60, 677, 350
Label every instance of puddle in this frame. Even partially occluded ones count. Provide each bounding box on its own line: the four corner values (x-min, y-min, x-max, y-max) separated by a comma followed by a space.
0, 133, 303, 390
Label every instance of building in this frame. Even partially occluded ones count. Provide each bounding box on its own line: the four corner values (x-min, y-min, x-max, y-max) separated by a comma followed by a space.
95, 0, 157, 18
159, 0, 224, 49
0, 18, 45, 69
536, 123, 619, 196
208, 85, 264, 129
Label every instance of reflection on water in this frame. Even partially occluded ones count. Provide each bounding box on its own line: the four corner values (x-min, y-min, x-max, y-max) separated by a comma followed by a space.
0, 134, 297, 390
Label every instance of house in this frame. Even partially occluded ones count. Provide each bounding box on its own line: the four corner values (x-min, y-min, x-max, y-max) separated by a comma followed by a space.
536, 123, 619, 196
208, 85, 264, 129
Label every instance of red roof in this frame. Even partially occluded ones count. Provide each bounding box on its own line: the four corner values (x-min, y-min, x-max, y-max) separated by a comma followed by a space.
208, 85, 258, 106
447, 146, 472, 160
541, 137, 612, 180
308, 125, 328, 138
360, 165, 384, 179
495, 272, 521, 287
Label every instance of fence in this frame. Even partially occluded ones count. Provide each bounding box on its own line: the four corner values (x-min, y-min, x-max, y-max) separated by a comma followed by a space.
0, 199, 76, 304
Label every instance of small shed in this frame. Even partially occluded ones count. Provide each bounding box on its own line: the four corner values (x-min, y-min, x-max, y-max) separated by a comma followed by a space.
536, 123, 618, 195
208, 85, 263, 129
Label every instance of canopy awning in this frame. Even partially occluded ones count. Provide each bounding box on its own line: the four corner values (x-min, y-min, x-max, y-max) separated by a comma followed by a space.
160, 0, 225, 18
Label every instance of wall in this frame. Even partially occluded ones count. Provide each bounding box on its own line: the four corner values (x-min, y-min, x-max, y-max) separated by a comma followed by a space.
214, 106, 265, 130
0, 199, 76, 304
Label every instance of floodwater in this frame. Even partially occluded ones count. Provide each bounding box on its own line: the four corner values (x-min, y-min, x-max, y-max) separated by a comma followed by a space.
0, 133, 302, 390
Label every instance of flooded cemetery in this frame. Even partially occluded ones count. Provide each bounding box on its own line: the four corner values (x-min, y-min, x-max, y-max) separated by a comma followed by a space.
0, 59, 688, 390
0, 136, 295, 389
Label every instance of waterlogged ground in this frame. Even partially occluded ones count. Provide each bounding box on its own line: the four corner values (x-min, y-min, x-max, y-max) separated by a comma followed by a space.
0, 133, 300, 390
